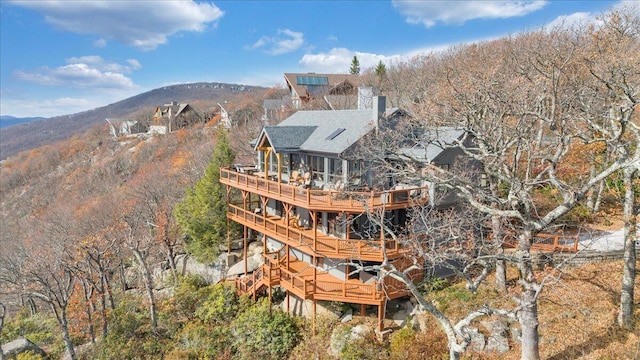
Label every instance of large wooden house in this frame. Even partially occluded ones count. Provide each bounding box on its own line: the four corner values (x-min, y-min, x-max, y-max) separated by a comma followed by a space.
220, 96, 469, 330
284, 73, 361, 109
151, 101, 202, 134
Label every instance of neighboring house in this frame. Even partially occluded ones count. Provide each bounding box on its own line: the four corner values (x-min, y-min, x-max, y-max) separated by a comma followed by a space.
284, 73, 361, 109
105, 118, 147, 138
151, 101, 202, 133
220, 96, 475, 331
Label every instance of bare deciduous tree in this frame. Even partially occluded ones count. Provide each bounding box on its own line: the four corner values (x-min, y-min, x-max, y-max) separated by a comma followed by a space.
358, 9, 639, 360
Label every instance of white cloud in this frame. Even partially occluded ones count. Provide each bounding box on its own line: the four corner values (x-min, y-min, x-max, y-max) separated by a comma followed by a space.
9, 0, 224, 50
546, 12, 598, 31
248, 29, 304, 55
392, 0, 547, 27
15, 56, 138, 90
1, 97, 96, 118
299, 46, 450, 74
93, 38, 107, 48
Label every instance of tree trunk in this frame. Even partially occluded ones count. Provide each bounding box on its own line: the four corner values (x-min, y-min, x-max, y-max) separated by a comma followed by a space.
132, 248, 158, 330
517, 231, 540, 360
81, 281, 95, 343
593, 180, 604, 213
166, 247, 178, 285
60, 309, 77, 360
0, 302, 5, 335
491, 215, 507, 293
618, 167, 636, 330
495, 256, 507, 293
100, 292, 108, 337
103, 273, 116, 310
390, 271, 464, 360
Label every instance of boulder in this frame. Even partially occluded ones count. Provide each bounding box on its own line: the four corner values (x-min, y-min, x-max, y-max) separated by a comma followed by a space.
226, 255, 262, 277
403, 300, 415, 314
252, 245, 264, 256
248, 241, 262, 254
350, 324, 371, 340
391, 309, 408, 328
466, 327, 486, 352
1, 338, 47, 359
482, 319, 510, 354
328, 324, 372, 358
340, 308, 353, 323
177, 253, 226, 284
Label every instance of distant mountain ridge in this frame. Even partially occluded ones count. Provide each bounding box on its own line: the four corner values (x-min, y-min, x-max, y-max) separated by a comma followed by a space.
0, 82, 267, 160
0, 115, 46, 129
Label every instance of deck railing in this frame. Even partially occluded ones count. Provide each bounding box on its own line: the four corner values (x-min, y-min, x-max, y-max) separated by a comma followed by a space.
504, 233, 579, 252
220, 167, 428, 211
228, 204, 402, 261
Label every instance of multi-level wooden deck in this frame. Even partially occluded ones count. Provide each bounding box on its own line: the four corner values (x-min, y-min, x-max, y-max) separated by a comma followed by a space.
223, 166, 425, 331
220, 167, 428, 212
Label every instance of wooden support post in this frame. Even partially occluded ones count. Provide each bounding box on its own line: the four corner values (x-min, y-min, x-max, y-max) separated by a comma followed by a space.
243, 226, 248, 276
226, 216, 231, 254
361, 304, 366, 316
378, 302, 385, 332
264, 148, 271, 179
286, 291, 290, 314
312, 299, 317, 336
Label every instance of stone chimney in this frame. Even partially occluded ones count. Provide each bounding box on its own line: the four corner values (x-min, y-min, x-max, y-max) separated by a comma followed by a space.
372, 96, 386, 131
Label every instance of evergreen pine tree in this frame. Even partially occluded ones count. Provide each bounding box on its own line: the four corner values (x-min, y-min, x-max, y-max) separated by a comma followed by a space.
349, 55, 360, 75
375, 60, 386, 91
175, 130, 237, 263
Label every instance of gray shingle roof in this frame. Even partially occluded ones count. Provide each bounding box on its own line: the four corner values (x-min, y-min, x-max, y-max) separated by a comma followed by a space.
260, 126, 317, 152
399, 127, 466, 162
276, 109, 377, 155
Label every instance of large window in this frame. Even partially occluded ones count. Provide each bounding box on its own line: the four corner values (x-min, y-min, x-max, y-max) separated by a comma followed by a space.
268, 152, 289, 175
328, 158, 343, 184
310, 156, 325, 182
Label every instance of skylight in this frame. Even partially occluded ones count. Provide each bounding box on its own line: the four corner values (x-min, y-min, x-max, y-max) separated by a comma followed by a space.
296, 76, 329, 86
326, 128, 346, 140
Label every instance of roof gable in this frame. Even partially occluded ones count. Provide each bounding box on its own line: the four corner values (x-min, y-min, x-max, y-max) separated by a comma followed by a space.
255, 126, 318, 153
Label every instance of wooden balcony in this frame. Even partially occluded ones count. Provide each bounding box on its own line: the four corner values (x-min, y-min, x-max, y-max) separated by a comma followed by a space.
264, 254, 389, 305
228, 204, 406, 262
220, 167, 428, 212
504, 233, 579, 252
234, 251, 422, 307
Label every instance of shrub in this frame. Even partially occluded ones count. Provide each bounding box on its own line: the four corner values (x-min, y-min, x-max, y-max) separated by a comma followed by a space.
0, 309, 60, 348
231, 298, 300, 360
195, 282, 250, 324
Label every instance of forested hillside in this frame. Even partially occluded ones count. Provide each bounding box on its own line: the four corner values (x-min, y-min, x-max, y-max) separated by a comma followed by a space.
0, 7, 638, 360
0, 82, 268, 160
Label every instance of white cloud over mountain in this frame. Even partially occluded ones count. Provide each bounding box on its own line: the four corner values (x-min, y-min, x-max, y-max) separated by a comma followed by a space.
15, 56, 138, 90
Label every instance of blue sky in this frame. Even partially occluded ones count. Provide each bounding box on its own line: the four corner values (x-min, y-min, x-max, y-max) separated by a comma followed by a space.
0, 0, 624, 118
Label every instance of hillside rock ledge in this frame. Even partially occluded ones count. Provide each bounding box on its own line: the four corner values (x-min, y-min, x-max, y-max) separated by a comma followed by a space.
1, 337, 47, 359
